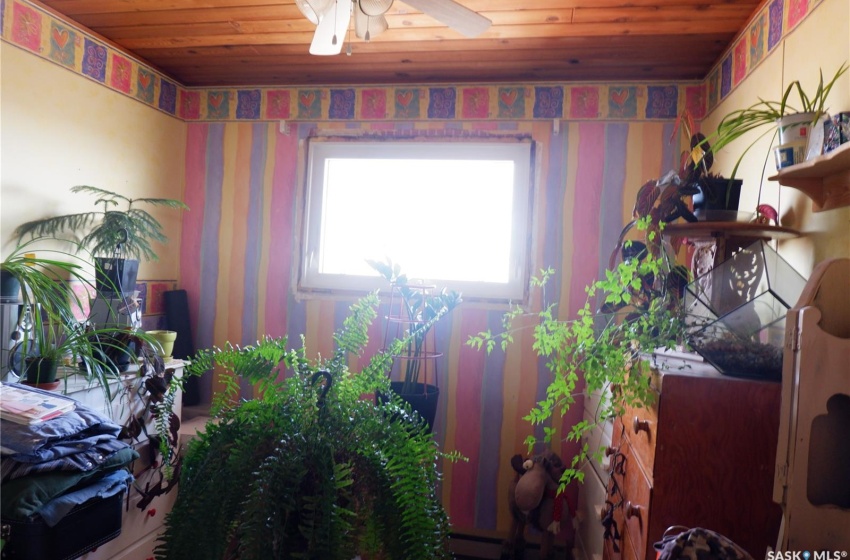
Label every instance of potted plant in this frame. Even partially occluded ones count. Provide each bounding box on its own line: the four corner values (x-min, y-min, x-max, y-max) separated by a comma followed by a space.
673, 111, 742, 220
368, 258, 461, 429
701, 62, 848, 177
2, 240, 156, 400
468, 217, 688, 486
154, 293, 462, 560
13, 186, 188, 294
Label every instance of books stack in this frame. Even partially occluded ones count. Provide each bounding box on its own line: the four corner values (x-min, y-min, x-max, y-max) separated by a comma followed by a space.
0, 383, 76, 425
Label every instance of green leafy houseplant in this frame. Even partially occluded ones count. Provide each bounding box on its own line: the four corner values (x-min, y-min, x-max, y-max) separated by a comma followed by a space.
1, 240, 155, 399
154, 293, 463, 560
368, 258, 462, 395
699, 62, 848, 177
468, 218, 688, 487
13, 186, 188, 262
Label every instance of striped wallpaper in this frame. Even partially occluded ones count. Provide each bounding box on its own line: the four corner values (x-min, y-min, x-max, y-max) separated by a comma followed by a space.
180, 119, 678, 535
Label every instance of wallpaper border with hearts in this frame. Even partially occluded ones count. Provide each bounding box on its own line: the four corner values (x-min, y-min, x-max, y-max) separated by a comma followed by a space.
1, 0, 824, 123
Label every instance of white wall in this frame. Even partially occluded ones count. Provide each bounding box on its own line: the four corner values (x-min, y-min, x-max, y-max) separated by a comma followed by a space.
701, 0, 850, 274
0, 42, 187, 281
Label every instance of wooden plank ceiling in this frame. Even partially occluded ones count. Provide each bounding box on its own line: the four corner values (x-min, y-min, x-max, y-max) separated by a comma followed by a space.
37, 0, 765, 87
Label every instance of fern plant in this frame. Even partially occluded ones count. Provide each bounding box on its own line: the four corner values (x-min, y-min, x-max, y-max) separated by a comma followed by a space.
13, 185, 188, 261
154, 293, 459, 560
467, 217, 689, 488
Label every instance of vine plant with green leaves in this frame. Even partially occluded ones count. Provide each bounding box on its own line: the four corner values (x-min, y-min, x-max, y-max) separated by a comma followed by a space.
468, 217, 688, 489
154, 292, 464, 560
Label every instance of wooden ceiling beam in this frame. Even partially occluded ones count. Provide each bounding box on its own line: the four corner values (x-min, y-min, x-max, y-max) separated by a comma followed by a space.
36, 0, 763, 88
130, 32, 732, 59
74, 8, 581, 28
175, 64, 710, 87
117, 20, 743, 50
36, 0, 287, 15
155, 47, 719, 70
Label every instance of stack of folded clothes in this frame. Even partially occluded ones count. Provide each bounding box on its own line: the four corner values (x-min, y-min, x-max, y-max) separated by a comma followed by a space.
0, 383, 138, 559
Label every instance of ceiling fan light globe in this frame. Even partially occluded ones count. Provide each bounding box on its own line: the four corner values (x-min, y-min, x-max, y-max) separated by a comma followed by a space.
358, 0, 393, 17
296, 0, 333, 25
354, 8, 388, 40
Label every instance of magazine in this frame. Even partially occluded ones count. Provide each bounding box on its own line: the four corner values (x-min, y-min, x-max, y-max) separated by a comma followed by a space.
0, 383, 76, 425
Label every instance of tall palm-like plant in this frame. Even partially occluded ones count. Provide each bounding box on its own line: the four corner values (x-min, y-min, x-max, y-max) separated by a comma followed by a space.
13, 186, 188, 262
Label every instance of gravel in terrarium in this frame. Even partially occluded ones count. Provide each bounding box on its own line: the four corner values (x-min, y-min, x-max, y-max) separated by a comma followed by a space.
690, 334, 783, 380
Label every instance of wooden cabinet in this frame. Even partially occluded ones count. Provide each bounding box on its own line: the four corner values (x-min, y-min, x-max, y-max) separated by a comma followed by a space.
773, 258, 850, 549
601, 360, 782, 560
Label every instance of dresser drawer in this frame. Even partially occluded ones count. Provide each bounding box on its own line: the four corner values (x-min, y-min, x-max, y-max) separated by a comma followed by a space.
614, 440, 652, 560
620, 398, 657, 481
622, 521, 642, 560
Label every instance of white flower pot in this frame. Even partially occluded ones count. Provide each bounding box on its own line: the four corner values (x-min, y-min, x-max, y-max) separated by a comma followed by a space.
774, 141, 807, 170
777, 112, 818, 145
777, 112, 827, 163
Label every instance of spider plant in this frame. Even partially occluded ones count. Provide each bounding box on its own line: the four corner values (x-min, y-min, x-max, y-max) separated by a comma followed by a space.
2, 239, 155, 400
701, 62, 848, 178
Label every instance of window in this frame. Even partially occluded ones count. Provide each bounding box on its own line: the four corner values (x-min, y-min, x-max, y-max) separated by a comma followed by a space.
299, 139, 534, 301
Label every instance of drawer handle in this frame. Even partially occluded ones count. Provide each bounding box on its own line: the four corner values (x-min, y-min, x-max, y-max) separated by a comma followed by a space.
633, 416, 651, 435
624, 500, 643, 521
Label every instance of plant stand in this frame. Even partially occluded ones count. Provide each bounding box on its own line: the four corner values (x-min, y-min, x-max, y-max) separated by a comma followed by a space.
380, 281, 443, 430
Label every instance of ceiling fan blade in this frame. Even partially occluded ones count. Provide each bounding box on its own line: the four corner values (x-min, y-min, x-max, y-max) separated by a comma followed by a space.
310, 0, 354, 56
402, 0, 491, 37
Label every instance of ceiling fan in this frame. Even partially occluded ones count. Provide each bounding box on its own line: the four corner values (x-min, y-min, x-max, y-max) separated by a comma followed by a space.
295, 0, 492, 55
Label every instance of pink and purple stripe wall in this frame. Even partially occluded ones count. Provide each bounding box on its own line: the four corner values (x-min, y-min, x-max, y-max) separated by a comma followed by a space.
180, 119, 677, 536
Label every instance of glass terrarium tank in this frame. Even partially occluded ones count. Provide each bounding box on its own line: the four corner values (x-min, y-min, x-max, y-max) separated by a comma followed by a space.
684, 240, 807, 379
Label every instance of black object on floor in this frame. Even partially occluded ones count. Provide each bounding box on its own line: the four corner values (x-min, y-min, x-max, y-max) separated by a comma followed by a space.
164, 289, 199, 406
1, 491, 124, 560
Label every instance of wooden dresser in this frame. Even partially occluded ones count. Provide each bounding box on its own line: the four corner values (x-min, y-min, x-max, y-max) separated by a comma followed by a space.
601, 357, 782, 560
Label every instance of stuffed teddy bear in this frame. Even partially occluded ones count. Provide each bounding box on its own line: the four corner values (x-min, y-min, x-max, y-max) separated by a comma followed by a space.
501, 451, 568, 560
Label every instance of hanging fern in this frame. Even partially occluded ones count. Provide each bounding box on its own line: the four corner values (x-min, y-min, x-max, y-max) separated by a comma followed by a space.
155, 292, 457, 560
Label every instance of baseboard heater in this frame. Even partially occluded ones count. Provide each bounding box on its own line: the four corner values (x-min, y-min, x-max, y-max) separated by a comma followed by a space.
449, 531, 569, 560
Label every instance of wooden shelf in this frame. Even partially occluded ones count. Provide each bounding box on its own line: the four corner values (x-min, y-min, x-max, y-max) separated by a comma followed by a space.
664, 221, 799, 240
768, 142, 850, 212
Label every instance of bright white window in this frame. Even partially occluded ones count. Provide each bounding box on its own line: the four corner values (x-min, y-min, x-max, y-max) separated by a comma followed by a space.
299, 139, 534, 301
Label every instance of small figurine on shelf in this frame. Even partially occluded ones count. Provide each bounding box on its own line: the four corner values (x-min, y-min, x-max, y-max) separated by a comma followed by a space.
751, 204, 779, 227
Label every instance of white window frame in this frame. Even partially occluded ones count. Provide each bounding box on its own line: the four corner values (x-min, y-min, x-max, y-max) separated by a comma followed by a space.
298, 138, 535, 302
